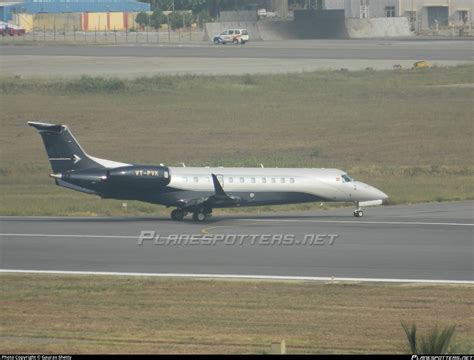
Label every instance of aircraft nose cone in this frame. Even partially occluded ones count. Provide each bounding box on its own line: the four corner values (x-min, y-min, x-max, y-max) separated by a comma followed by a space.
357, 182, 389, 202
374, 188, 389, 203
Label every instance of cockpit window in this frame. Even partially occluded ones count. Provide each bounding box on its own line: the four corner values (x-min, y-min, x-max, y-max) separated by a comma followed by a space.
341, 174, 354, 183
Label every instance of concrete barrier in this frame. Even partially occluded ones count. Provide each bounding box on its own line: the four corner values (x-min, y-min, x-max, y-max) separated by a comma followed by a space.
294, 9, 347, 39
220, 11, 257, 22
205, 17, 413, 42
258, 21, 298, 40
345, 18, 413, 38
204, 21, 297, 41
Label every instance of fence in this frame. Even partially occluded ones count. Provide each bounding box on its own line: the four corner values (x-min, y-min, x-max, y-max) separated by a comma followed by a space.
1, 27, 205, 44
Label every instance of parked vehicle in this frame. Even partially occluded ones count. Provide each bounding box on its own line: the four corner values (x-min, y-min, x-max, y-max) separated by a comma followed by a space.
0, 21, 26, 36
213, 29, 249, 45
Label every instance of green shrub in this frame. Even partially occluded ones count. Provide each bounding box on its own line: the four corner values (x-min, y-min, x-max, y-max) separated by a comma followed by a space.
150, 10, 165, 29
195, 10, 213, 27
167, 12, 192, 30
135, 11, 150, 28
401, 322, 457, 354
65, 76, 125, 93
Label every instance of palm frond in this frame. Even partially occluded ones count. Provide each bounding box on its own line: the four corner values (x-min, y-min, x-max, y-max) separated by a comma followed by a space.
401, 321, 418, 353
401, 322, 456, 355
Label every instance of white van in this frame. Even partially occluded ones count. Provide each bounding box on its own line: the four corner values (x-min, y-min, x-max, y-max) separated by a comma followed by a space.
213, 29, 249, 45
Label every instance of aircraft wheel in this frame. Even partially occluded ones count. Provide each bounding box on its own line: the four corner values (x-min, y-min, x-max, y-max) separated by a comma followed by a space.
171, 209, 185, 221
353, 209, 364, 218
193, 211, 207, 222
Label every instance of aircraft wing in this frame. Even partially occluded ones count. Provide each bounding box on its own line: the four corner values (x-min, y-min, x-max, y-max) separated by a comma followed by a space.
177, 174, 241, 210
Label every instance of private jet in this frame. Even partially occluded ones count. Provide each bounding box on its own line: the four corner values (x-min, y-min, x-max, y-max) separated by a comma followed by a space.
29, 122, 388, 222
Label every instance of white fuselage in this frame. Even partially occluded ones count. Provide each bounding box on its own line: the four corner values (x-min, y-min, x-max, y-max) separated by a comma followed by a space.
168, 167, 388, 203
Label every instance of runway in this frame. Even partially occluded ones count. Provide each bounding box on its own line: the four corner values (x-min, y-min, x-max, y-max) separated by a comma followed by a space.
2, 39, 473, 60
1, 39, 472, 76
1, 201, 472, 283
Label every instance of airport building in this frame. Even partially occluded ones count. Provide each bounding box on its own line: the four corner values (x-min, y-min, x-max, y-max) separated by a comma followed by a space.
0, 0, 149, 22
272, 0, 473, 30
397, 0, 473, 30
324, 0, 473, 30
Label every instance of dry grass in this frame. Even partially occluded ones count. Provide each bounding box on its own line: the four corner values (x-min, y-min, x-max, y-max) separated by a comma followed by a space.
0, 66, 473, 215
0, 274, 473, 354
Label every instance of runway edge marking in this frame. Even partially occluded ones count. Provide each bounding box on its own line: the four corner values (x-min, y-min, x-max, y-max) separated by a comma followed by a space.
0, 269, 472, 285
238, 219, 474, 227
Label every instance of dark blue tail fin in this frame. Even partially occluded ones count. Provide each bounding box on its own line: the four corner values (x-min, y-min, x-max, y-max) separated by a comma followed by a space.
28, 122, 104, 173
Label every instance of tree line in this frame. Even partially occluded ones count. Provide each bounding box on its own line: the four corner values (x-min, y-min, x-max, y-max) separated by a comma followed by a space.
138, 1, 310, 17
135, 0, 311, 29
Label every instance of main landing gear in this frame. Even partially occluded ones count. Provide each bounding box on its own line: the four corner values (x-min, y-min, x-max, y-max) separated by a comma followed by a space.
170, 208, 212, 222
170, 209, 186, 221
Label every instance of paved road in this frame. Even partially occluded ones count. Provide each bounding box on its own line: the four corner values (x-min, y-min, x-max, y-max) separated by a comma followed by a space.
1, 39, 471, 76
1, 39, 473, 60
0, 39, 474, 78
1, 202, 472, 282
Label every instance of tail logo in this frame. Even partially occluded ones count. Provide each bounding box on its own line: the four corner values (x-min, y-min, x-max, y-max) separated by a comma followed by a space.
49, 154, 82, 164
73, 154, 82, 164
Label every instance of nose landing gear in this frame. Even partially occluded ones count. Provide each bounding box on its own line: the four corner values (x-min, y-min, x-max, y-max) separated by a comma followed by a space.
353, 202, 364, 218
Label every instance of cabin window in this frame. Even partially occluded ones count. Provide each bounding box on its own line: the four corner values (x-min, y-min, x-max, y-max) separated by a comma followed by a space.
194, 177, 199, 183
240, 177, 244, 183
271, 178, 276, 183
281, 178, 286, 183
251, 177, 256, 183
290, 178, 295, 184
262, 178, 267, 184
228, 177, 234, 183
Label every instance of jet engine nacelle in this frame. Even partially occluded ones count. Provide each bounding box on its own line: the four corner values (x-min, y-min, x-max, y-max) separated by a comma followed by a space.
62, 168, 108, 186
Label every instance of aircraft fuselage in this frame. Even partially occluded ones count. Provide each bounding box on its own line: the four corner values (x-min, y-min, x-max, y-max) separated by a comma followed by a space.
29, 122, 388, 222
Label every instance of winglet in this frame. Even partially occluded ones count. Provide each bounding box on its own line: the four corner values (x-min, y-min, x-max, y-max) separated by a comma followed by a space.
211, 174, 226, 196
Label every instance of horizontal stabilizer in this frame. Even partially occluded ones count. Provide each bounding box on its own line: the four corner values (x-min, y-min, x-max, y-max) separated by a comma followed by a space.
28, 121, 64, 133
